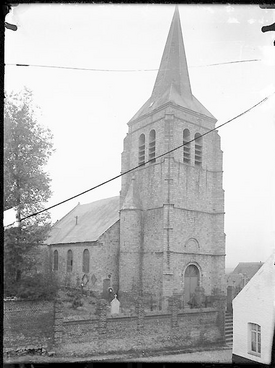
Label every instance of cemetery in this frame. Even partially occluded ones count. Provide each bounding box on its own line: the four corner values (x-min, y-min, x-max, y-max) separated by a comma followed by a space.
4, 287, 225, 360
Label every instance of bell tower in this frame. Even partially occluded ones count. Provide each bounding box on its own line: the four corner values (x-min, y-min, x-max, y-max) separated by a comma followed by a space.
119, 6, 225, 306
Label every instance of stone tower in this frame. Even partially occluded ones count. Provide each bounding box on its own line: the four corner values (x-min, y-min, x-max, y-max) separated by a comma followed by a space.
119, 7, 225, 306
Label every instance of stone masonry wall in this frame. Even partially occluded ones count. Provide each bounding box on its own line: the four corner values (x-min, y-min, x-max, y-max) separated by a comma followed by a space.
50, 220, 120, 296
4, 294, 226, 359
55, 296, 225, 357
119, 103, 225, 304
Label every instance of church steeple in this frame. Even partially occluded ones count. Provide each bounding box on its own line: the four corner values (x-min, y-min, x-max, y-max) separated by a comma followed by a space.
120, 5, 224, 309
129, 6, 216, 123
151, 6, 192, 101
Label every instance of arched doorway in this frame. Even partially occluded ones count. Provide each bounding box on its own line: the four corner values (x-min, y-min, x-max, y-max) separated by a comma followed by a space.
184, 264, 200, 305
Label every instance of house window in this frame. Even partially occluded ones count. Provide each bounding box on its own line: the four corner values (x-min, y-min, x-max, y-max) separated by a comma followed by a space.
149, 130, 156, 163
249, 323, 261, 355
183, 129, 191, 164
138, 134, 145, 165
53, 250, 58, 271
194, 133, 202, 166
67, 250, 73, 272
82, 249, 90, 273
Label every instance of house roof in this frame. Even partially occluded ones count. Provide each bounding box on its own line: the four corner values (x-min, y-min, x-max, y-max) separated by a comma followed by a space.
233, 253, 275, 305
129, 6, 216, 123
231, 262, 263, 279
47, 196, 120, 245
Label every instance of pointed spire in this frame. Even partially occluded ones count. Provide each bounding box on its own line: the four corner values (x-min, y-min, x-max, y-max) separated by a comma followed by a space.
151, 6, 192, 101
129, 6, 216, 122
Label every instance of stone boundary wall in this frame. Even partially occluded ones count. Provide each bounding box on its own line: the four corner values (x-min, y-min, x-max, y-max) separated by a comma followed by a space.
56, 295, 226, 357
4, 295, 226, 359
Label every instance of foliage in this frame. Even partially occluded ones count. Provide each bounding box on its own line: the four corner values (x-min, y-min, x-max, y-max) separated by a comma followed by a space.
4, 88, 54, 297
4, 88, 53, 213
5, 272, 58, 301
72, 294, 84, 309
61, 287, 84, 309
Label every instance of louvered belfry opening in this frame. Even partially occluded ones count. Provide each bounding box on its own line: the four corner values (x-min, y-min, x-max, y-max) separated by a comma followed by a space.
138, 134, 145, 165
183, 128, 191, 164
149, 130, 156, 163
194, 133, 202, 166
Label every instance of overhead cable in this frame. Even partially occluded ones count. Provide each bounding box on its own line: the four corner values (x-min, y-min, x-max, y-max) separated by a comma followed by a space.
16, 91, 274, 224
5, 59, 262, 72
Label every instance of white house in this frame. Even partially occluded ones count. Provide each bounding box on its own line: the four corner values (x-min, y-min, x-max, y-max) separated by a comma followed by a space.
232, 253, 275, 365
3, 208, 18, 228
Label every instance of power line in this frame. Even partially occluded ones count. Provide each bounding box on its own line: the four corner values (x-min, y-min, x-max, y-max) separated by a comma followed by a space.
16, 91, 274, 225
8, 63, 158, 72
5, 59, 261, 72
194, 59, 261, 67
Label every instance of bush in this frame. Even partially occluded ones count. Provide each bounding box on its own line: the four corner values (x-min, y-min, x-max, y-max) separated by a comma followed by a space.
5, 272, 58, 301
72, 294, 84, 309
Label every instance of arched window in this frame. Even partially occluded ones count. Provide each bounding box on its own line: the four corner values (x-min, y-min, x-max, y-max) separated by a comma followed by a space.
138, 134, 145, 166
194, 133, 202, 166
53, 250, 58, 271
67, 250, 73, 272
82, 249, 90, 273
183, 129, 191, 164
184, 264, 200, 304
149, 130, 156, 163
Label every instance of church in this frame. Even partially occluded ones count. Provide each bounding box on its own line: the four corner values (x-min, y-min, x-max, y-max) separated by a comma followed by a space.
47, 6, 226, 308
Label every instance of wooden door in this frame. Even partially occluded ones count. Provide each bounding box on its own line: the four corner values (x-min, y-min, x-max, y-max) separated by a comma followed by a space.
184, 265, 199, 305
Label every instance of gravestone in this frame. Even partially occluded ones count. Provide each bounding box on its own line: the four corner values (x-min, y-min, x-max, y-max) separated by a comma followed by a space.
102, 278, 111, 299
110, 295, 120, 315
188, 286, 206, 308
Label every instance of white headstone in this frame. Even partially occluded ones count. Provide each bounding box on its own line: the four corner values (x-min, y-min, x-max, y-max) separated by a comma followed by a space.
110, 294, 120, 315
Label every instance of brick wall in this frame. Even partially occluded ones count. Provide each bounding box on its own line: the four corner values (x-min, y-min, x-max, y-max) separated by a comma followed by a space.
4, 300, 55, 352
4, 294, 225, 359
55, 296, 225, 357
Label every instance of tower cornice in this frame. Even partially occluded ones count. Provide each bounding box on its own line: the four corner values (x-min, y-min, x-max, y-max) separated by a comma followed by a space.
128, 100, 217, 128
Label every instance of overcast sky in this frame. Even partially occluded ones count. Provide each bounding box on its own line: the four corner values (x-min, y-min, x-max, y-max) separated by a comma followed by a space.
4, 4, 275, 268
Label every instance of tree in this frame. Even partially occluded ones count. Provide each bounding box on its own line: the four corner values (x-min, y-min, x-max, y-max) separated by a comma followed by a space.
4, 87, 55, 297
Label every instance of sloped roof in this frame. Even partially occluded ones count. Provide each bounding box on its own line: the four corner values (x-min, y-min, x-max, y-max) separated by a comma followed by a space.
233, 253, 275, 304
232, 262, 263, 280
129, 6, 216, 123
47, 196, 120, 244
121, 176, 142, 210
130, 84, 216, 122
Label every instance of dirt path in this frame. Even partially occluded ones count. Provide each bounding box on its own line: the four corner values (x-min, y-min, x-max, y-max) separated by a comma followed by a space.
4, 347, 232, 365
